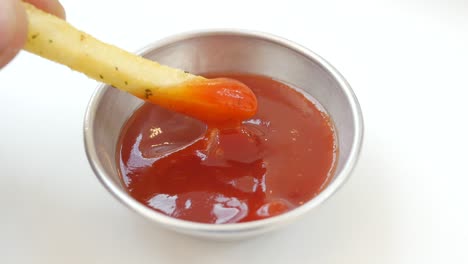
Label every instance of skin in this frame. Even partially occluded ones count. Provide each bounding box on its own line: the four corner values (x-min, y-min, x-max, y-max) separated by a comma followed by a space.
0, 0, 65, 68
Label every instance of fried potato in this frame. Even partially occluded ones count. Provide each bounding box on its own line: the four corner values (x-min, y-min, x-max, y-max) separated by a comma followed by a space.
22, 2, 202, 100
22, 2, 257, 122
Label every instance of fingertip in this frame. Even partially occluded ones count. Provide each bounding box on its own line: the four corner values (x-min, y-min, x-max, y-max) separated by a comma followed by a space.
55, 1, 66, 19
56, 3, 66, 19
0, 0, 28, 69
25, 0, 66, 19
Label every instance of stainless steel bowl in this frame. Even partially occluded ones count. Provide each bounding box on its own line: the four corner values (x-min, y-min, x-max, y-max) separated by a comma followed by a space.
84, 29, 364, 240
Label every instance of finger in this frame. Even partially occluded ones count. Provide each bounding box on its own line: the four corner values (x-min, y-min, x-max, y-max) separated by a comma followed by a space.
24, 0, 65, 19
0, 0, 28, 68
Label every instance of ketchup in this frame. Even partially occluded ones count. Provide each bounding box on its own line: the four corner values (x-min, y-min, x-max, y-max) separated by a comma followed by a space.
117, 74, 336, 224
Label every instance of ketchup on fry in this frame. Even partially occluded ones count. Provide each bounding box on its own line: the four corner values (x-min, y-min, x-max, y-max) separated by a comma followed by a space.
117, 74, 336, 224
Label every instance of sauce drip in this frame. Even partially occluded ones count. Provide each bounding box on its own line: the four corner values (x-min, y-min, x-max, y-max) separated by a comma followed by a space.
117, 74, 336, 224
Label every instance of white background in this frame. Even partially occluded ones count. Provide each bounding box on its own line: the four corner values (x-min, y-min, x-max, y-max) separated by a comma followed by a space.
1, 0, 467, 263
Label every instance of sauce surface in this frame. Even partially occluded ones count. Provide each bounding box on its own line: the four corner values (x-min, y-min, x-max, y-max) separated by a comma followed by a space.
117, 74, 336, 224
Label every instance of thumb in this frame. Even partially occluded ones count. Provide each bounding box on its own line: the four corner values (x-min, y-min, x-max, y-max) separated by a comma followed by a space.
0, 0, 28, 68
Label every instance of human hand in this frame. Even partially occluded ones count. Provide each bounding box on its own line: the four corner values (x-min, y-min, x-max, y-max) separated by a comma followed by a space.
0, 0, 65, 68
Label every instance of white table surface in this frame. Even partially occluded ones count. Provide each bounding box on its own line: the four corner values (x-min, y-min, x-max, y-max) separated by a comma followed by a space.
1, 0, 467, 263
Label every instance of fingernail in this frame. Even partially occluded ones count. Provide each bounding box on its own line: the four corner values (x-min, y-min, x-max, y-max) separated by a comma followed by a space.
0, 0, 16, 53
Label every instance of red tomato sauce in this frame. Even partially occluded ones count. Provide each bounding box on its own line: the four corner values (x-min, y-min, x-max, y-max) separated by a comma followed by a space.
117, 74, 336, 224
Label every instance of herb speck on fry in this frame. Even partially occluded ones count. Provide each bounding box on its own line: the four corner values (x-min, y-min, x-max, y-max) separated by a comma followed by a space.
144, 89, 153, 99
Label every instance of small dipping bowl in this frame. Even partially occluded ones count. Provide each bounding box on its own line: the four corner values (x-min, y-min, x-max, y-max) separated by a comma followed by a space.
84, 29, 364, 240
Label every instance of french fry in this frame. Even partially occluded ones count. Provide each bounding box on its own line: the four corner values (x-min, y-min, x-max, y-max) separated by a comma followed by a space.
22, 2, 257, 122
22, 2, 200, 98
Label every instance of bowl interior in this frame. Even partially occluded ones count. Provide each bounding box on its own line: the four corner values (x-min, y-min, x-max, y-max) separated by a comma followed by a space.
85, 31, 361, 237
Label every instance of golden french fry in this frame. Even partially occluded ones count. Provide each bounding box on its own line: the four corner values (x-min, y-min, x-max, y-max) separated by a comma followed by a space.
22, 2, 200, 97
22, 2, 257, 122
